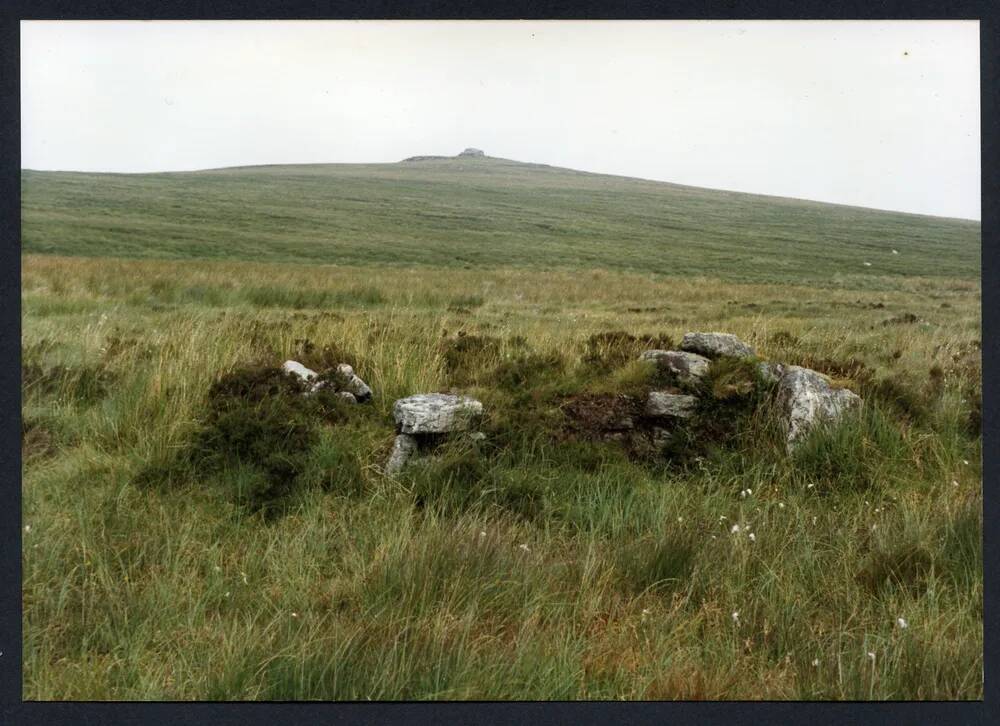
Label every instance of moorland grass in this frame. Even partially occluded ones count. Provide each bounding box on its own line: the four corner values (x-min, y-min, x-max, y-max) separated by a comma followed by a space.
21, 157, 980, 285
21, 254, 981, 700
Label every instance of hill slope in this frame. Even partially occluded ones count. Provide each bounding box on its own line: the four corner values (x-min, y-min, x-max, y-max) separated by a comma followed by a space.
20, 155, 981, 285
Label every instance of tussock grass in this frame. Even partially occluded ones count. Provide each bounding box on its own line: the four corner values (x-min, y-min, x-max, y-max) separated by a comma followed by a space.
21, 254, 981, 700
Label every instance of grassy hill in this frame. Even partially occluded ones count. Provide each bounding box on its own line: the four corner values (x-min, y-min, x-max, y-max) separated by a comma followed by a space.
20, 154, 982, 700
21, 155, 980, 285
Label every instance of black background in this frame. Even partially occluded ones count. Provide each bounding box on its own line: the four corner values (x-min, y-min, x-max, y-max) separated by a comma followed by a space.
1, 2, 995, 724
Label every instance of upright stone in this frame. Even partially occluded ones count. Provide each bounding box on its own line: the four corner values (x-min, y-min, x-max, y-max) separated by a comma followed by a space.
386, 434, 418, 475
775, 365, 862, 451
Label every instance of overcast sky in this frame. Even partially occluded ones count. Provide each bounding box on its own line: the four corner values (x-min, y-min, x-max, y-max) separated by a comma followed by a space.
21, 20, 980, 220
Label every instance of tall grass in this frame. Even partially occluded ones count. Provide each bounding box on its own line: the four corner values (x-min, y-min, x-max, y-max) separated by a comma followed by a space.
21, 255, 981, 700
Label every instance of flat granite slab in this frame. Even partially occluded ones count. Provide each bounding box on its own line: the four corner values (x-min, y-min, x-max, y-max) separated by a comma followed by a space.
393, 393, 484, 435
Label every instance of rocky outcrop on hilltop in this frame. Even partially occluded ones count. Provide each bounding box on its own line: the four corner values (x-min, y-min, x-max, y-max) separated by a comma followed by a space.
403, 148, 487, 162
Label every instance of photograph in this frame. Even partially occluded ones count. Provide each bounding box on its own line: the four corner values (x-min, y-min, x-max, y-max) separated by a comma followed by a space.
19, 19, 982, 701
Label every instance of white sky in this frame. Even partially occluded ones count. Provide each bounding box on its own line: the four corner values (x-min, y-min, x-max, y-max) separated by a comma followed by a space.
21, 20, 980, 220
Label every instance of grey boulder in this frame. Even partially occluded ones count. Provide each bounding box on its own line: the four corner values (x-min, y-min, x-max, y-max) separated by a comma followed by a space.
681, 332, 755, 359
336, 363, 373, 403
393, 393, 484, 435
644, 391, 699, 419
776, 366, 862, 451
282, 360, 318, 386
640, 350, 711, 383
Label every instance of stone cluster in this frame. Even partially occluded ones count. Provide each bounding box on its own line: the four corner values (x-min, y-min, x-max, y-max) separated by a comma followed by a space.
281, 360, 372, 403
281, 329, 862, 478
638, 331, 861, 452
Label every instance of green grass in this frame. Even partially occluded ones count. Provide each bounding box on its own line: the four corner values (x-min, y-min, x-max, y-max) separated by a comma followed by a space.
19, 145, 983, 701
21, 156, 980, 285
21, 254, 982, 700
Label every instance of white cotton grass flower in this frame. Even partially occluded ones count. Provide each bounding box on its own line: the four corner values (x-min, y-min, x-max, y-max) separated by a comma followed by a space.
677, 516, 684, 523
23, 524, 31, 534
641, 608, 651, 619
740, 488, 752, 499
896, 617, 908, 629
891, 249, 899, 255
518, 543, 530, 553
291, 612, 299, 618
778, 502, 785, 509
731, 611, 740, 625
812, 658, 820, 667
867, 651, 876, 663
807, 483, 815, 489
748, 532, 756, 543
241, 572, 249, 585
213, 565, 222, 573
962, 459, 970, 466
730, 524, 741, 534
952, 480, 960, 487
479, 531, 487, 538
863, 262, 872, 267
